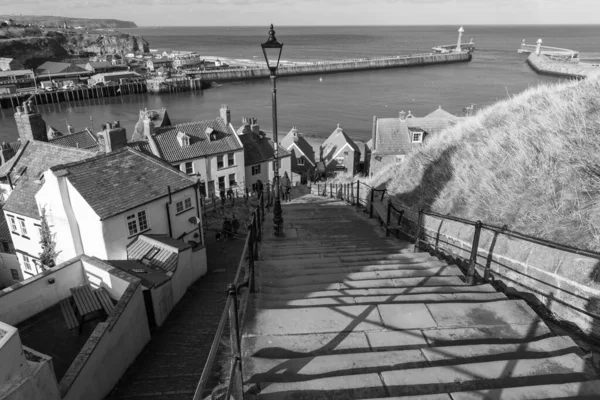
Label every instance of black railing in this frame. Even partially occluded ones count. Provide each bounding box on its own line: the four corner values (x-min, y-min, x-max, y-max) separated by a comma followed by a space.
193, 192, 264, 400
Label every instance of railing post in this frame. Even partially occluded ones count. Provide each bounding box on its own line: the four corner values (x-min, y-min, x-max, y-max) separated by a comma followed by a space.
317, 183, 320, 196
381, 188, 386, 202
413, 209, 424, 253
227, 283, 244, 395
396, 210, 404, 239
466, 221, 483, 285
350, 182, 354, 205
369, 189, 374, 218
330, 183, 333, 198
386, 201, 392, 237
357, 181, 360, 208
260, 192, 265, 221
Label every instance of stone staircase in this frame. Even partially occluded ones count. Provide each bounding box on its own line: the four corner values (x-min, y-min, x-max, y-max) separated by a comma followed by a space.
242, 194, 600, 399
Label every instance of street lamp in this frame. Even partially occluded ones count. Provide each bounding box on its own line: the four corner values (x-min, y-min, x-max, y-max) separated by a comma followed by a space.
261, 24, 284, 237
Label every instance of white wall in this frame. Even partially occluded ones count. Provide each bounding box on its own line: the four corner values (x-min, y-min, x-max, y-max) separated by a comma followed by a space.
62, 284, 150, 400
150, 281, 173, 327
81, 259, 130, 300
176, 149, 245, 196
0, 261, 84, 326
0, 253, 20, 287
0, 323, 27, 387
1, 351, 61, 400
3, 211, 43, 279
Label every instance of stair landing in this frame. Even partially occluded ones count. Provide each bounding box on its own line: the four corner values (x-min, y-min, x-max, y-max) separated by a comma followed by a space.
243, 194, 600, 399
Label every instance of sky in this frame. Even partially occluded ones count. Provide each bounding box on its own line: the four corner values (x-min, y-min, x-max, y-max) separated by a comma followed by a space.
1, 0, 599, 26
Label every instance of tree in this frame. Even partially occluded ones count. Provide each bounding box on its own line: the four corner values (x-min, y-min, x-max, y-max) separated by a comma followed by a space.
38, 207, 59, 270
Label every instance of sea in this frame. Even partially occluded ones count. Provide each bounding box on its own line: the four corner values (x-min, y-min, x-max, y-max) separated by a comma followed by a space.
1, 25, 600, 143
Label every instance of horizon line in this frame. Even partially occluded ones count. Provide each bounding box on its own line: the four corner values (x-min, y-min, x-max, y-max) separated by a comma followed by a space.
129, 23, 600, 28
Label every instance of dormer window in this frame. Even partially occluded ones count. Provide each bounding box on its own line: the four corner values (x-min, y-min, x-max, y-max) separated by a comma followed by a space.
177, 131, 190, 147
412, 132, 423, 143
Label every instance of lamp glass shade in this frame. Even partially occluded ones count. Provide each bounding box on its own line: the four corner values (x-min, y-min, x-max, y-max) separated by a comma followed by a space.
261, 24, 283, 71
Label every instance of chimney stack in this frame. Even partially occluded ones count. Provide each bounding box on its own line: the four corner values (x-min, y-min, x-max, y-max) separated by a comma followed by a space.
143, 116, 155, 139
250, 118, 260, 135
0, 142, 15, 165
220, 104, 231, 125
14, 101, 48, 143
98, 123, 127, 153
399, 111, 406, 121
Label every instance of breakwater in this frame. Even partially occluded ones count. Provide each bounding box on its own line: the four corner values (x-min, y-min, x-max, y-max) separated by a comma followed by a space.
197, 52, 472, 82
526, 54, 596, 79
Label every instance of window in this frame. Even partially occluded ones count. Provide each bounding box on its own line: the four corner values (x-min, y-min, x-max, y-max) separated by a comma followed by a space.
218, 176, 225, 189
184, 162, 193, 175
229, 173, 236, 187
297, 157, 305, 166
10, 268, 19, 280
23, 255, 32, 271
227, 152, 234, 166
19, 219, 27, 236
412, 132, 423, 143
8, 216, 17, 232
252, 164, 261, 175
176, 197, 193, 213
181, 136, 189, 146
217, 155, 224, 169
126, 210, 149, 237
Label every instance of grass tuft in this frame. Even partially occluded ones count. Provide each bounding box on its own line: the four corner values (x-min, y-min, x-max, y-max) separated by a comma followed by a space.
366, 76, 600, 252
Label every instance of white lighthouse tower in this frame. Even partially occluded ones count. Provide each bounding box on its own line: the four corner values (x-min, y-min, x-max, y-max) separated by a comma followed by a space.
456, 26, 465, 52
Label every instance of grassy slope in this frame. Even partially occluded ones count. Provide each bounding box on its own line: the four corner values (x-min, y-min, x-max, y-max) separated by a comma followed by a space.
367, 75, 600, 251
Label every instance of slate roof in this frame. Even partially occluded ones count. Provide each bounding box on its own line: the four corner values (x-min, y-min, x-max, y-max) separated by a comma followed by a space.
104, 260, 170, 289
2, 141, 98, 218
126, 140, 154, 154
50, 147, 196, 220
150, 118, 242, 163
35, 62, 88, 76
321, 125, 361, 165
132, 108, 172, 142
237, 128, 290, 167
373, 108, 463, 156
0, 210, 12, 243
127, 234, 184, 272
48, 129, 99, 151
280, 128, 316, 166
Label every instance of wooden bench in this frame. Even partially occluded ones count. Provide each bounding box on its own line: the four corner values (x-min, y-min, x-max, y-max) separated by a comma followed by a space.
94, 287, 115, 315
71, 284, 103, 317
59, 298, 80, 330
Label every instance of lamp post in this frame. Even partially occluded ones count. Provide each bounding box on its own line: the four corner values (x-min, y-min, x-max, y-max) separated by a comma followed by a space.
261, 24, 284, 237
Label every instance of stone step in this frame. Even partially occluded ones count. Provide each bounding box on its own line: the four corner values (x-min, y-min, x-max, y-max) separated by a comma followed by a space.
242, 323, 553, 359
256, 252, 434, 269
261, 248, 411, 260
260, 244, 408, 256
245, 336, 580, 384
255, 353, 596, 399
244, 300, 541, 337
260, 252, 433, 265
258, 239, 402, 250
258, 266, 465, 288
259, 260, 449, 278
254, 284, 498, 301
258, 276, 467, 294
449, 380, 600, 399
251, 292, 508, 308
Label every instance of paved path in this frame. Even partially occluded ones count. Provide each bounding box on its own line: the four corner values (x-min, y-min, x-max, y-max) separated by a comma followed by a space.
105, 234, 245, 400
243, 193, 600, 399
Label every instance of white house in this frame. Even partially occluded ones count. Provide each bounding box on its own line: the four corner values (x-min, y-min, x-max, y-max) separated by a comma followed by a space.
131, 105, 246, 198
236, 117, 292, 192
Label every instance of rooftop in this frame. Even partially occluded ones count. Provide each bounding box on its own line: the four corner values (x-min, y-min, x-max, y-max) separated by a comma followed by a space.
321, 124, 361, 165
150, 118, 242, 163
49, 147, 196, 220
104, 260, 170, 289
2, 141, 98, 218
127, 234, 184, 273
237, 125, 291, 166
48, 129, 99, 151
35, 61, 88, 76
280, 127, 316, 166
0, 70, 33, 78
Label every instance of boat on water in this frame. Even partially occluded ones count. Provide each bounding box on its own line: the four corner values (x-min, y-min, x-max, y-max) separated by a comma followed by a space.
319, 77, 323, 82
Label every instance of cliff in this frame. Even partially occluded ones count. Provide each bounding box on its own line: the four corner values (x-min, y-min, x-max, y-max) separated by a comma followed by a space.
0, 27, 148, 68
366, 75, 600, 252
0, 15, 136, 28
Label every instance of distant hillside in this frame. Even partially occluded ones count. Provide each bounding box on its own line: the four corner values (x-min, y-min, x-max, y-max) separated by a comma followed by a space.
0, 15, 136, 29
366, 75, 600, 252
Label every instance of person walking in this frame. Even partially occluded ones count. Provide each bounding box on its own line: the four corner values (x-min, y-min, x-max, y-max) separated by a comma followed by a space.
280, 171, 291, 202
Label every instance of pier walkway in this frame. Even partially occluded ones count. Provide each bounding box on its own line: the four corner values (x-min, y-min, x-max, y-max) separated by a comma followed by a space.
242, 193, 600, 398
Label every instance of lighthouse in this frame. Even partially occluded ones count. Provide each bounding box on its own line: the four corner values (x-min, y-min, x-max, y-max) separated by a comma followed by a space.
456, 26, 465, 52
535, 38, 543, 55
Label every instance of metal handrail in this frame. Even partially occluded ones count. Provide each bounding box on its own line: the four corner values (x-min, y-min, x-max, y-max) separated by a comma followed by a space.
193, 192, 263, 400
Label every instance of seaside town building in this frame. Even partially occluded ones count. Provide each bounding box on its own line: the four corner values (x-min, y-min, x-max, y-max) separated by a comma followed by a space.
130, 105, 245, 197
365, 107, 463, 176
146, 57, 173, 72
320, 124, 361, 175
0, 70, 35, 93
0, 57, 25, 71
236, 118, 292, 191
35, 61, 91, 81
280, 127, 316, 180
77, 61, 128, 74
87, 71, 141, 86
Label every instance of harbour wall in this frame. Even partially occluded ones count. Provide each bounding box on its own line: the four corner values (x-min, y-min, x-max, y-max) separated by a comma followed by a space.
197, 52, 472, 82
526, 54, 591, 80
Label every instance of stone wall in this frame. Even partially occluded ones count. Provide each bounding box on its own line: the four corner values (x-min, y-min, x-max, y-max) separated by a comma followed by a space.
526, 54, 591, 79
198, 52, 472, 82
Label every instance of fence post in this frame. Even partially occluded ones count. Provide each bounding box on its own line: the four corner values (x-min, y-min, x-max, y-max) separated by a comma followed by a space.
381, 188, 386, 202
330, 183, 333, 198
465, 221, 483, 285
260, 192, 265, 222
413, 209, 424, 253
227, 283, 242, 364
369, 189, 374, 218
357, 181, 360, 208
350, 182, 354, 205
386, 201, 392, 237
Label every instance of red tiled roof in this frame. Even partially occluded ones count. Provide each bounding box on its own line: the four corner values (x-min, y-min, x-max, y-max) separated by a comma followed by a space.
280, 128, 316, 166
49, 147, 196, 220
49, 129, 99, 151
151, 118, 242, 163
2, 141, 98, 218
321, 125, 360, 165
